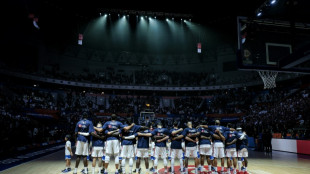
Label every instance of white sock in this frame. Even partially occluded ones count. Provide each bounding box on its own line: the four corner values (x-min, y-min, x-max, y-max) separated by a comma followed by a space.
238, 161, 242, 171
199, 164, 202, 169
221, 166, 224, 171
92, 167, 95, 174
245, 167, 247, 171
129, 158, 133, 172
208, 165, 211, 171
171, 158, 175, 172
185, 168, 188, 173
84, 167, 88, 174
179, 159, 183, 171
115, 155, 120, 165
195, 168, 198, 174
214, 166, 217, 171
163, 158, 167, 167
121, 158, 126, 173
74, 168, 78, 173
66, 167, 68, 170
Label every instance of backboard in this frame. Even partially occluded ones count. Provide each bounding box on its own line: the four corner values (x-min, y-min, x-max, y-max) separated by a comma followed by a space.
237, 16, 310, 74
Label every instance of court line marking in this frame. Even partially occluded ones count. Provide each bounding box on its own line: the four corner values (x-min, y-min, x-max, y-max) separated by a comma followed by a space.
0, 148, 63, 173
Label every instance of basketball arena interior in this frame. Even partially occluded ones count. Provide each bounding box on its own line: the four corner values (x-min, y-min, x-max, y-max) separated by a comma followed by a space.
1, 0, 310, 174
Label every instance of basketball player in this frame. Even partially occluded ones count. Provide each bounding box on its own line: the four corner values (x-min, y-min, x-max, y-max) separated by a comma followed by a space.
199, 120, 233, 173
62, 135, 73, 173
224, 123, 238, 174
91, 122, 105, 174
74, 113, 94, 174
197, 121, 214, 173
169, 121, 184, 174
149, 125, 156, 173
236, 127, 249, 174
120, 118, 147, 174
132, 122, 151, 174
95, 114, 134, 174
179, 121, 200, 174
138, 122, 170, 174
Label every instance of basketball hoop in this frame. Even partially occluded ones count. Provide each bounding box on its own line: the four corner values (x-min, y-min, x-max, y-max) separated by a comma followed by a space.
258, 70, 278, 89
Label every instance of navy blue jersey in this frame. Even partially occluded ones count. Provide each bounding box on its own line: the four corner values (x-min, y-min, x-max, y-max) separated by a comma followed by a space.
170, 128, 183, 149
236, 132, 248, 150
182, 128, 198, 147
198, 127, 212, 145
137, 129, 151, 149
151, 128, 170, 147
75, 119, 94, 142
92, 127, 105, 147
102, 121, 125, 141
121, 125, 141, 145
208, 125, 230, 143
224, 131, 238, 149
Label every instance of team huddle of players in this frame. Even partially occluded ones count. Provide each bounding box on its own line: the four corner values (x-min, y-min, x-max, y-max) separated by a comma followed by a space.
73, 113, 249, 174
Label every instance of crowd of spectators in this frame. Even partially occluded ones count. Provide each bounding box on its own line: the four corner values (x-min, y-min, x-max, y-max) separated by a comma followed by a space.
241, 89, 310, 139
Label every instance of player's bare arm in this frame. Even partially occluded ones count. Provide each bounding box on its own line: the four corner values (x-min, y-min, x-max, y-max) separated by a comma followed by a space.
197, 125, 208, 129
200, 135, 211, 139
78, 132, 90, 136
139, 126, 149, 131
218, 131, 225, 141
137, 132, 152, 137
91, 132, 105, 140
172, 134, 184, 141
185, 136, 196, 143
154, 135, 166, 140
212, 133, 221, 140
171, 128, 183, 136
187, 132, 200, 138
123, 123, 135, 131
107, 129, 119, 135
226, 138, 237, 145
94, 126, 103, 132
156, 136, 169, 143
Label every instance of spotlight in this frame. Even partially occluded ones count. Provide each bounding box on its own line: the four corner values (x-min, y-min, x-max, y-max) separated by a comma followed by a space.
181, 18, 183, 21
271, 0, 276, 4
136, 15, 138, 17
99, 13, 101, 16
189, 19, 191, 21
166, 18, 168, 21
172, 17, 174, 20
257, 11, 262, 17
109, 13, 111, 16
154, 16, 156, 19
118, 14, 120, 16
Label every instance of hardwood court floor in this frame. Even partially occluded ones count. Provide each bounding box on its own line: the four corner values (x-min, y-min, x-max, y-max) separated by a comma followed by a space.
0, 150, 310, 174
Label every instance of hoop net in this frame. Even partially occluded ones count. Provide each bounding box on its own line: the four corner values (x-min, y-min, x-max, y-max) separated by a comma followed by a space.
258, 70, 278, 89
